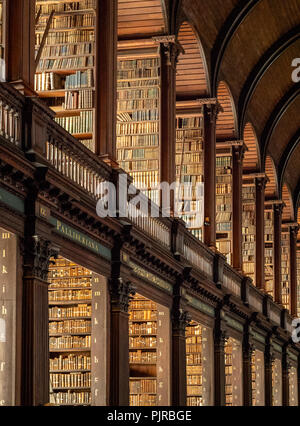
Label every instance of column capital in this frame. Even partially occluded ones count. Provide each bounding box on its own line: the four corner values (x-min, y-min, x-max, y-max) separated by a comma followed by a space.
255, 175, 268, 190
290, 224, 300, 238
109, 277, 136, 313
273, 202, 284, 215
23, 235, 59, 281
232, 142, 247, 163
171, 308, 192, 333
153, 35, 184, 67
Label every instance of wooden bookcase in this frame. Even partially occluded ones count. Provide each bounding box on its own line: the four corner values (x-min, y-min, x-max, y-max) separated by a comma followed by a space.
216, 147, 233, 265
185, 321, 203, 406
116, 46, 160, 205
272, 358, 282, 406
128, 293, 169, 406
35, 0, 96, 152
48, 255, 106, 406
251, 351, 256, 406
242, 178, 256, 282
224, 338, 233, 406
175, 107, 204, 241
281, 227, 290, 311
264, 204, 275, 298
297, 246, 300, 317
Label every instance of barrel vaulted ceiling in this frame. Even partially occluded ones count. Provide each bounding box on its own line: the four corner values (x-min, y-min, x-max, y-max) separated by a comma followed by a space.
117, 0, 300, 220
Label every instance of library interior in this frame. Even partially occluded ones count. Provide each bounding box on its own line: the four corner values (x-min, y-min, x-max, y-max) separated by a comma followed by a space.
0, 0, 300, 407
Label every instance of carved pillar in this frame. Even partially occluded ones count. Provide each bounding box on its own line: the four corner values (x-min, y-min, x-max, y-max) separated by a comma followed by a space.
282, 347, 291, 406
214, 311, 227, 406
171, 277, 190, 406
6, 0, 35, 93
22, 236, 58, 406
109, 237, 134, 406
109, 277, 135, 406
154, 36, 181, 208
255, 176, 267, 290
273, 203, 283, 305
242, 327, 254, 406
232, 143, 245, 272
290, 226, 299, 317
95, 0, 118, 161
203, 102, 218, 248
264, 336, 274, 406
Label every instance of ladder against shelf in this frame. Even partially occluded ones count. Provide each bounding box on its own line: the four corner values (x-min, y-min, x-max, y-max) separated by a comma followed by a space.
48, 255, 107, 406
35, 0, 96, 153
175, 107, 204, 242
116, 43, 161, 205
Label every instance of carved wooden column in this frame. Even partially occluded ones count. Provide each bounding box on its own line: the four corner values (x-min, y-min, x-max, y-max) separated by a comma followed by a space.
290, 225, 299, 317
95, 0, 118, 162
203, 101, 219, 248
109, 237, 134, 406
242, 326, 254, 406
282, 346, 291, 406
214, 310, 227, 406
6, 0, 35, 93
273, 203, 283, 305
264, 336, 274, 406
171, 275, 190, 406
232, 143, 245, 272
22, 236, 57, 406
255, 176, 267, 290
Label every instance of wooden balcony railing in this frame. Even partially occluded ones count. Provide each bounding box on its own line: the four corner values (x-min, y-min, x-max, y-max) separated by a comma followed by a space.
0, 83, 296, 338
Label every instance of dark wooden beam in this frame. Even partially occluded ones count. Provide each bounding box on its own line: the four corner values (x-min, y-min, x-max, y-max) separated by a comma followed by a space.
278, 129, 300, 194
238, 27, 300, 137
211, 0, 261, 96
261, 83, 300, 166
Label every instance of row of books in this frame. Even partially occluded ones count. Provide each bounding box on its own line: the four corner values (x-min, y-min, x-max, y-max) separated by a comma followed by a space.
36, 30, 94, 46
187, 376, 203, 385
49, 320, 91, 334
50, 354, 91, 372
129, 171, 159, 189
50, 372, 91, 389
49, 265, 90, 277
49, 304, 92, 319
40, 43, 94, 59
216, 184, 232, 195
129, 337, 157, 349
37, 14, 95, 31
117, 148, 158, 160
49, 289, 92, 301
176, 141, 203, 152
117, 134, 158, 148
117, 99, 159, 111
118, 59, 159, 70
62, 89, 94, 110
38, 0, 96, 14
38, 56, 94, 71
176, 117, 203, 129
129, 323, 157, 335
130, 380, 157, 394
117, 88, 159, 100
186, 365, 202, 374
129, 351, 157, 364
186, 324, 203, 406
50, 335, 91, 350
216, 156, 232, 168
187, 344, 202, 354
177, 165, 203, 177
120, 160, 158, 172
117, 121, 159, 135
34, 72, 63, 91
51, 391, 91, 406
55, 111, 93, 134
80, 138, 94, 152
129, 395, 156, 406
216, 222, 231, 232
176, 153, 202, 163
187, 397, 203, 406
49, 278, 91, 288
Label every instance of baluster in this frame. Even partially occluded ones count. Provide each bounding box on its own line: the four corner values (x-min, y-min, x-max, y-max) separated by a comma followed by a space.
4, 104, 9, 138
62, 150, 66, 176
0, 100, 3, 136
53, 141, 58, 169
57, 144, 62, 173
14, 111, 20, 146
9, 108, 14, 142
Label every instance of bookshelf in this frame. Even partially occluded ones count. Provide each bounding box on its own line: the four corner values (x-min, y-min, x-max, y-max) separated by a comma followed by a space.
116, 49, 160, 205
48, 255, 106, 406
176, 114, 204, 241
224, 338, 233, 406
265, 205, 274, 298
129, 294, 158, 406
35, 0, 96, 152
272, 358, 282, 406
216, 150, 232, 264
186, 321, 203, 406
242, 181, 256, 282
0, 1, 5, 81
297, 247, 300, 317
281, 228, 290, 311
251, 351, 256, 406
289, 366, 298, 406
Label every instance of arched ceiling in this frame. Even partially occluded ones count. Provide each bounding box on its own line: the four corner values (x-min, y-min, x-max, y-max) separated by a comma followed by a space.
117, 0, 300, 213
265, 155, 278, 200
282, 183, 294, 222
243, 122, 260, 172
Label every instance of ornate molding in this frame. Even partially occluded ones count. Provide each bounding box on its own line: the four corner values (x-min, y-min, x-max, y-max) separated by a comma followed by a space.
153, 35, 184, 67
109, 277, 136, 313
171, 308, 191, 333
255, 175, 268, 190
23, 235, 59, 281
